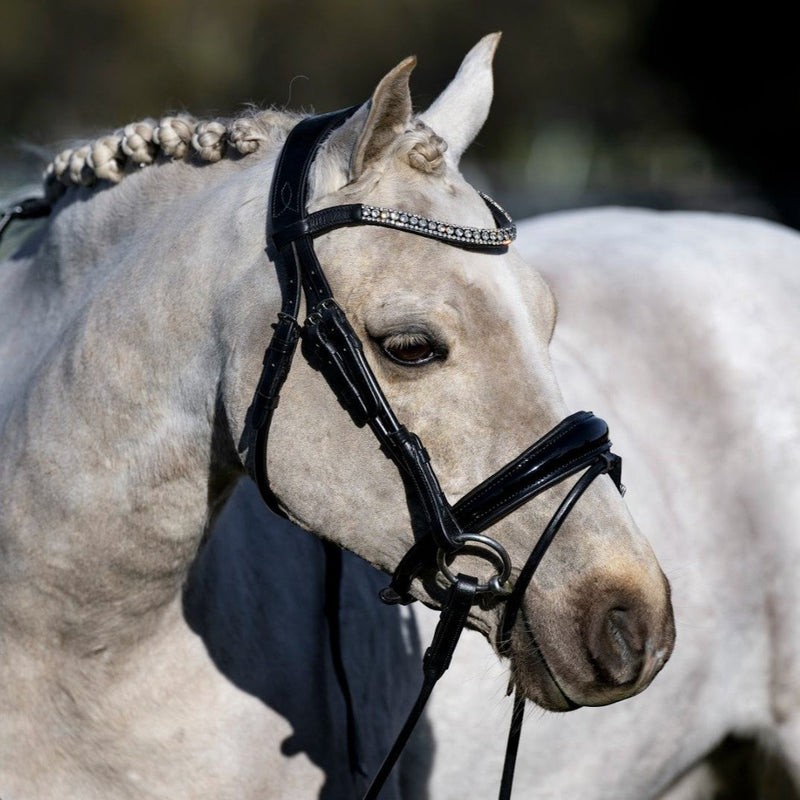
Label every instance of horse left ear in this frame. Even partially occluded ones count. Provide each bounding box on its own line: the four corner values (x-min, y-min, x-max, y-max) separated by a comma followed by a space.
420, 32, 501, 166
309, 57, 414, 197
349, 56, 416, 180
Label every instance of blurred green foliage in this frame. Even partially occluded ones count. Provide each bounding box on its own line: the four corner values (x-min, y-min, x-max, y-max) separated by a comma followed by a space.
0, 0, 659, 138
0, 0, 788, 220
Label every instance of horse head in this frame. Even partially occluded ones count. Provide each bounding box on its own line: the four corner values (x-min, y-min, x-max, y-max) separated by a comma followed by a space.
7, 34, 674, 716
222, 34, 676, 711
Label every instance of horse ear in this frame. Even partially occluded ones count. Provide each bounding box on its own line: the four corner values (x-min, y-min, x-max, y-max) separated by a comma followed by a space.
419, 32, 501, 166
350, 56, 416, 180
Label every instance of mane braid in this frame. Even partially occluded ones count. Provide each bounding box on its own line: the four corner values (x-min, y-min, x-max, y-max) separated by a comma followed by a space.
42, 108, 301, 202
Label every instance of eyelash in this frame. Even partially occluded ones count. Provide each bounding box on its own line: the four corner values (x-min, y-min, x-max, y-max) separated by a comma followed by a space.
378, 331, 447, 366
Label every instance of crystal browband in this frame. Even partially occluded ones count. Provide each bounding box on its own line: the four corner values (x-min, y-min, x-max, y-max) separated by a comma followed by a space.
269, 191, 516, 253
358, 191, 516, 248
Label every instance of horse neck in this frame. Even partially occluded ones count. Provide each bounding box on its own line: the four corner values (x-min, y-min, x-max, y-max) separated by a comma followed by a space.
0, 155, 278, 655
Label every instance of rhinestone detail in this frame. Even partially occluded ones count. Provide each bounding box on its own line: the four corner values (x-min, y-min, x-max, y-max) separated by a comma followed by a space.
358, 194, 516, 248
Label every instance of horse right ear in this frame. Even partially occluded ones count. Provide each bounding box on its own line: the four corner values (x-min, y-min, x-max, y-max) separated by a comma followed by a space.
419, 32, 500, 167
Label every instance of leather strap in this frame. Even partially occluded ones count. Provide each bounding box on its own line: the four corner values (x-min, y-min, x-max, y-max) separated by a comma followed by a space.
323, 541, 365, 779
0, 196, 52, 241
381, 412, 621, 605
498, 454, 618, 655
271, 204, 363, 250
453, 411, 616, 532
362, 575, 478, 800
498, 690, 526, 800
251, 108, 361, 511
251, 108, 359, 431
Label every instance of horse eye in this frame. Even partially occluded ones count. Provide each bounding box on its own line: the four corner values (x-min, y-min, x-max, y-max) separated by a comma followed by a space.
379, 332, 445, 366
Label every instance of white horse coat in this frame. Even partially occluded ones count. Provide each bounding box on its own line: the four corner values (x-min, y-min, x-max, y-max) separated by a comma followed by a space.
185, 480, 430, 799
419, 208, 800, 799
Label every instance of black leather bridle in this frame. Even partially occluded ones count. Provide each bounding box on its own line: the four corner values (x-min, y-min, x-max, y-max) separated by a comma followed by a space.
248, 105, 626, 800
0, 107, 625, 799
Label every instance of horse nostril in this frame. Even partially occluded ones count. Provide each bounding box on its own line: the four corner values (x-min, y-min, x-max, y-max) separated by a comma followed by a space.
587, 606, 645, 688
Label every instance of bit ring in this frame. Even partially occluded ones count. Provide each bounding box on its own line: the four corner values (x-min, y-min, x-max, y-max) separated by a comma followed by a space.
437, 533, 512, 596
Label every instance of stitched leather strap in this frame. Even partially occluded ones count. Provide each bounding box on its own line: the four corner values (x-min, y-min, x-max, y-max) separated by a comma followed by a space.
362, 575, 478, 800
301, 298, 464, 552
271, 204, 363, 250
253, 108, 359, 419
381, 412, 622, 605
251, 108, 361, 510
453, 411, 617, 532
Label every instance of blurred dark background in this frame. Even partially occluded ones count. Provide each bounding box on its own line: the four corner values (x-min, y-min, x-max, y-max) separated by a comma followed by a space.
2, 0, 798, 227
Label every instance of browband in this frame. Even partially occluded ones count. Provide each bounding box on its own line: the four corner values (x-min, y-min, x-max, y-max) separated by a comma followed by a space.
271, 192, 516, 253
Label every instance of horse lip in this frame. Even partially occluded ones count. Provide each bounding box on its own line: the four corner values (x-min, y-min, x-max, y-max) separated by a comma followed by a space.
514, 610, 582, 712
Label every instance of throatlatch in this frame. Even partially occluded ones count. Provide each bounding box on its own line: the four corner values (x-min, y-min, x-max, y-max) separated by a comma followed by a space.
249, 105, 625, 800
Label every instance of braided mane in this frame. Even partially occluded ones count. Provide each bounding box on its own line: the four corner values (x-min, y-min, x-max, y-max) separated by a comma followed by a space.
42, 109, 302, 202
42, 108, 449, 203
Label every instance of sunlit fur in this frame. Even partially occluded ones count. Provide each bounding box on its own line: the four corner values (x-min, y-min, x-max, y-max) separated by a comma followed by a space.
0, 35, 673, 799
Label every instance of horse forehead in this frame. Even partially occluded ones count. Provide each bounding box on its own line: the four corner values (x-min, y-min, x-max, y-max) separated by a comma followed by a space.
318, 168, 549, 331
373, 168, 493, 225
325, 223, 514, 301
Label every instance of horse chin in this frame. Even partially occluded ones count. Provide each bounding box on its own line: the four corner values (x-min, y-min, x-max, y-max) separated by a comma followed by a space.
507, 603, 672, 712
507, 616, 582, 713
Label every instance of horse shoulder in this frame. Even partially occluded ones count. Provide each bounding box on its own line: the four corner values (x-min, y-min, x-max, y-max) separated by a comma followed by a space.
417, 209, 800, 800
516, 207, 800, 792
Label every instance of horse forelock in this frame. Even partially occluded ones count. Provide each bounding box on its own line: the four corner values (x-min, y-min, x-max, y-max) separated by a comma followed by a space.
394, 120, 448, 174
42, 107, 302, 203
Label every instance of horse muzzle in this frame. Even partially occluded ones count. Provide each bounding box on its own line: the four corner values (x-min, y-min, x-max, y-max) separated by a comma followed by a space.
507, 547, 676, 710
